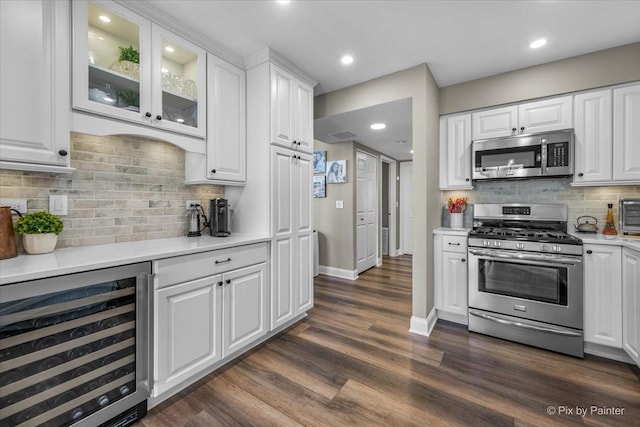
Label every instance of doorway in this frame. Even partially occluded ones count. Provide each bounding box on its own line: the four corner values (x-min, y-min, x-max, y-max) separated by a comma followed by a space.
381, 155, 397, 258
400, 161, 413, 255
356, 150, 377, 273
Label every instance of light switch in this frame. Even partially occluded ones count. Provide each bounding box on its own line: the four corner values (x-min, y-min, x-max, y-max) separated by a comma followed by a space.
49, 195, 68, 216
336, 200, 344, 209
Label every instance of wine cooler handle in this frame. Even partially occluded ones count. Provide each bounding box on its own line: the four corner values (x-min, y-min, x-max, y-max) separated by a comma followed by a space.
140, 272, 153, 394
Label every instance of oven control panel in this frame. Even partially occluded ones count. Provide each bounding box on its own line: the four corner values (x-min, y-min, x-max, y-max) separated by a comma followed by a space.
502, 206, 531, 215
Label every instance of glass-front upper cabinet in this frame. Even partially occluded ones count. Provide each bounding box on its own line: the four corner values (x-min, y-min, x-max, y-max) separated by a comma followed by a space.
72, 1, 206, 138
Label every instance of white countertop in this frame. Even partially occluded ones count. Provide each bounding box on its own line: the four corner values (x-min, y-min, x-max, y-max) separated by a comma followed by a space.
0, 233, 270, 285
434, 227, 471, 236
570, 231, 640, 251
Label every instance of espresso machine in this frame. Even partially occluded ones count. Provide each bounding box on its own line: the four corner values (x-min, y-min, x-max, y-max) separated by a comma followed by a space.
209, 198, 231, 237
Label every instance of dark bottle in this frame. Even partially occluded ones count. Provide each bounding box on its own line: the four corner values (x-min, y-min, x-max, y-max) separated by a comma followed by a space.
37, 355, 65, 373
99, 316, 122, 330
100, 354, 119, 367
33, 315, 62, 329
67, 345, 92, 360
98, 335, 117, 348
96, 394, 109, 408
98, 373, 115, 387
10, 404, 48, 425
32, 335, 62, 351
114, 364, 134, 379
53, 390, 77, 407
70, 406, 84, 422
118, 383, 132, 397
0, 342, 25, 361
71, 365, 92, 379
34, 376, 61, 394
0, 370, 23, 387
82, 379, 100, 394
69, 324, 93, 340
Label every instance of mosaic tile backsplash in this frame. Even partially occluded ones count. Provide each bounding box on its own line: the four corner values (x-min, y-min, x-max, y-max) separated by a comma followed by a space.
442, 177, 640, 231
0, 133, 223, 248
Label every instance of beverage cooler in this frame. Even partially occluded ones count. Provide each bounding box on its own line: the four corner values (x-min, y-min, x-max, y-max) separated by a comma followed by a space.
0, 263, 151, 427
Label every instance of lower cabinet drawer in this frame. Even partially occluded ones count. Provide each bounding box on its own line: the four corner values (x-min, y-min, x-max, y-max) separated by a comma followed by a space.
441, 235, 467, 253
155, 243, 268, 289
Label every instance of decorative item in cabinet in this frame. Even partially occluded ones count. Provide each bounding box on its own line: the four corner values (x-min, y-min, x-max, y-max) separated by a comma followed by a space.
0, 263, 151, 427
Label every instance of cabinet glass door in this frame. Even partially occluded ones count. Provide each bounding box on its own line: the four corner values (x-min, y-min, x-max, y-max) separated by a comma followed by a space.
153, 27, 206, 138
73, 1, 150, 123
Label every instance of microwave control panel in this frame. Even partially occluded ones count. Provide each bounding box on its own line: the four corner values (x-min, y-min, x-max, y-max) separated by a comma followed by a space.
547, 141, 569, 167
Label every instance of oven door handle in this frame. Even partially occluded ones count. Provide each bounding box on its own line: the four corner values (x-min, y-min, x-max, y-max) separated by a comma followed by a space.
468, 248, 582, 265
469, 311, 583, 337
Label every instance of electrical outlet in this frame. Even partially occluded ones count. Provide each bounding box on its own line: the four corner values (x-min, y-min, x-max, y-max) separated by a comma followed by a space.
0, 199, 27, 214
185, 200, 199, 209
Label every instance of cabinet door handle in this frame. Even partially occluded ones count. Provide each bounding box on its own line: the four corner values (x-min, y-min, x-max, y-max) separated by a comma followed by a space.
217, 281, 223, 287
520, 126, 525, 131
512, 127, 516, 132
156, 115, 163, 121
461, 259, 466, 263
145, 112, 152, 118
58, 150, 68, 157
215, 257, 232, 264
448, 242, 460, 246
225, 279, 231, 284
586, 250, 592, 254
465, 178, 470, 182
297, 141, 301, 146
211, 169, 217, 174
578, 173, 584, 177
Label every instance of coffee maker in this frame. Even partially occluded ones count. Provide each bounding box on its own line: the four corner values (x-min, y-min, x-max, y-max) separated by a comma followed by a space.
209, 198, 231, 237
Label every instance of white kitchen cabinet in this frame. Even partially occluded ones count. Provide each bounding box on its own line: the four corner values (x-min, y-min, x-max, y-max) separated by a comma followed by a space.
155, 274, 222, 396
222, 262, 268, 357
72, 0, 206, 139
0, 0, 73, 173
270, 147, 313, 329
613, 84, 640, 182
583, 244, 622, 348
270, 64, 313, 154
573, 89, 613, 184
471, 96, 572, 140
439, 114, 473, 189
205, 54, 246, 183
622, 248, 640, 367
434, 232, 468, 325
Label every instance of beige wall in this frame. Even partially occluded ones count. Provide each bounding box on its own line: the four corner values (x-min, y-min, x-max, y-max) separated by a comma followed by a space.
313, 140, 355, 271
315, 64, 440, 320
440, 42, 640, 115
0, 133, 223, 249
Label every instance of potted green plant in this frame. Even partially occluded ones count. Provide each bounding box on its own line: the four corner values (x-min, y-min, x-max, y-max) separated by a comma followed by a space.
118, 45, 139, 64
113, 45, 140, 79
118, 90, 140, 110
15, 211, 64, 254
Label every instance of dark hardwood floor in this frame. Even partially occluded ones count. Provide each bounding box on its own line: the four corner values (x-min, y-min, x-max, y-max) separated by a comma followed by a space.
140, 256, 640, 426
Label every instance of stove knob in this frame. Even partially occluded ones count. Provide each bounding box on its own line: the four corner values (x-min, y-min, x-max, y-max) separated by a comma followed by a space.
516, 242, 525, 250
553, 245, 562, 252
541, 244, 549, 252
484, 240, 491, 247
493, 241, 501, 247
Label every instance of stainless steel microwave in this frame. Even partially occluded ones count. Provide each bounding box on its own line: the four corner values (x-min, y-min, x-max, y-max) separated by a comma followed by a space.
620, 199, 640, 235
472, 129, 574, 180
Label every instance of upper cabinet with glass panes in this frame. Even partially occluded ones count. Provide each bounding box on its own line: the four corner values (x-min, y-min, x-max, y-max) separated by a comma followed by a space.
72, 0, 206, 138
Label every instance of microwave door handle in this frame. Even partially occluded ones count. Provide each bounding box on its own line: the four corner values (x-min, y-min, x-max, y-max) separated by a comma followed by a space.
541, 140, 547, 175
468, 248, 581, 266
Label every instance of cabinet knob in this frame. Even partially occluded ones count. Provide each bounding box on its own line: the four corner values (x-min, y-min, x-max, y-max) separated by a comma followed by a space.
225, 279, 231, 284
520, 126, 525, 131
211, 169, 216, 174
292, 140, 297, 145
465, 178, 470, 182
586, 250, 593, 254
145, 112, 152, 118
578, 173, 584, 177
297, 141, 301, 146
461, 259, 466, 263
58, 150, 68, 157
512, 127, 516, 132
156, 115, 162, 121
217, 281, 223, 287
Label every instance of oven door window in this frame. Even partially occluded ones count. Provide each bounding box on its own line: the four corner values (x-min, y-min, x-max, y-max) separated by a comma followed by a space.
475, 145, 541, 171
478, 259, 568, 305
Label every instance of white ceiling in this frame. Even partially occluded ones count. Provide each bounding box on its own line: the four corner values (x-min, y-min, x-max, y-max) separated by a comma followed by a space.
314, 98, 413, 161
145, 0, 640, 95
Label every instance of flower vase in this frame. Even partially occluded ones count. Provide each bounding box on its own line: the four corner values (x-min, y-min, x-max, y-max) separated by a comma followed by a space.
450, 213, 464, 229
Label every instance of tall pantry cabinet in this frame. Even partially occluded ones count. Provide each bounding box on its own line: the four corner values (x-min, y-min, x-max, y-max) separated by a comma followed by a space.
226, 49, 316, 331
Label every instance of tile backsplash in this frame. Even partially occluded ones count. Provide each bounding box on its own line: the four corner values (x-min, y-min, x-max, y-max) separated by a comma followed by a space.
0, 133, 223, 248
442, 177, 640, 230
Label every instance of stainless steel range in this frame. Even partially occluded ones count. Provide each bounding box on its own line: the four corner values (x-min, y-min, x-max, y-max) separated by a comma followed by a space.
467, 203, 584, 357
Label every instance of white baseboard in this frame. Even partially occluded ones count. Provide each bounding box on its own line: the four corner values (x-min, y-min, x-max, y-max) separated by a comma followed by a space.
409, 309, 438, 337
318, 265, 358, 280
584, 342, 635, 364
376, 257, 383, 266
436, 309, 468, 326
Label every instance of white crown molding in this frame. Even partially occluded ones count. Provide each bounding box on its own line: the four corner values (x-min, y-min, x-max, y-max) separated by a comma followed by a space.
114, 0, 245, 69
244, 47, 318, 87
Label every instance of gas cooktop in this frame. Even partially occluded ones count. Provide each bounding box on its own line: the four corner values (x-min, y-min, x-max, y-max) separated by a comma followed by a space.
469, 227, 583, 245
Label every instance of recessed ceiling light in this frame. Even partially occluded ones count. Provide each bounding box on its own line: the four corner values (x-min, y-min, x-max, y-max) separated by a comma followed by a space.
165, 46, 175, 53
370, 123, 386, 130
341, 55, 354, 65
529, 38, 547, 49
99, 15, 111, 23
410, 149, 414, 154
276, 0, 291, 4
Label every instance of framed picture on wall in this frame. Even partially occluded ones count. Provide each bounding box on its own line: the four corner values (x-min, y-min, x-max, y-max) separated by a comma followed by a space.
313, 151, 327, 173
327, 160, 347, 183
313, 175, 326, 198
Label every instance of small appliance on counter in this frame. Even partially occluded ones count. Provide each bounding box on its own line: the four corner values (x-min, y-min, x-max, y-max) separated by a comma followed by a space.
209, 198, 231, 237
574, 215, 598, 233
620, 198, 640, 235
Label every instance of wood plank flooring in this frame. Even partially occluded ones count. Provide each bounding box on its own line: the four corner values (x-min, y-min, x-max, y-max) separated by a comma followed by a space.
140, 256, 640, 427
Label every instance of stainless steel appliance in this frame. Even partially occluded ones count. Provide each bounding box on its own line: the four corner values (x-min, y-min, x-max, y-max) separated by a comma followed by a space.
0, 263, 151, 426
619, 198, 640, 235
209, 198, 231, 237
472, 129, 574, 180
467, 203, 584, 357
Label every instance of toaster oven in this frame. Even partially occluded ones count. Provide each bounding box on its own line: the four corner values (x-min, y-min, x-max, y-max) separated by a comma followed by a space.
620, 199, 640, 235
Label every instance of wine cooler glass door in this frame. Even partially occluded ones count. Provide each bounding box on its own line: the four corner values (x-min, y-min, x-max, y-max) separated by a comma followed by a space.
0, 262, 151, 427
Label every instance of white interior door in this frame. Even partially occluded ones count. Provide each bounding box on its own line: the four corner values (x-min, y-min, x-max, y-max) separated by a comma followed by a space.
400, 162, 413, 255
356, 151, 377, 273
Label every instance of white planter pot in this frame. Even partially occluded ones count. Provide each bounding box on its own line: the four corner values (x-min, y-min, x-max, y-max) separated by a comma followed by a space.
22, 233, 58, 255
450, 212, 464, 229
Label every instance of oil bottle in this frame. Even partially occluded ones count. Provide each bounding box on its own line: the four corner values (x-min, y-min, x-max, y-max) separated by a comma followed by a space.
602, 203, 617, 235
